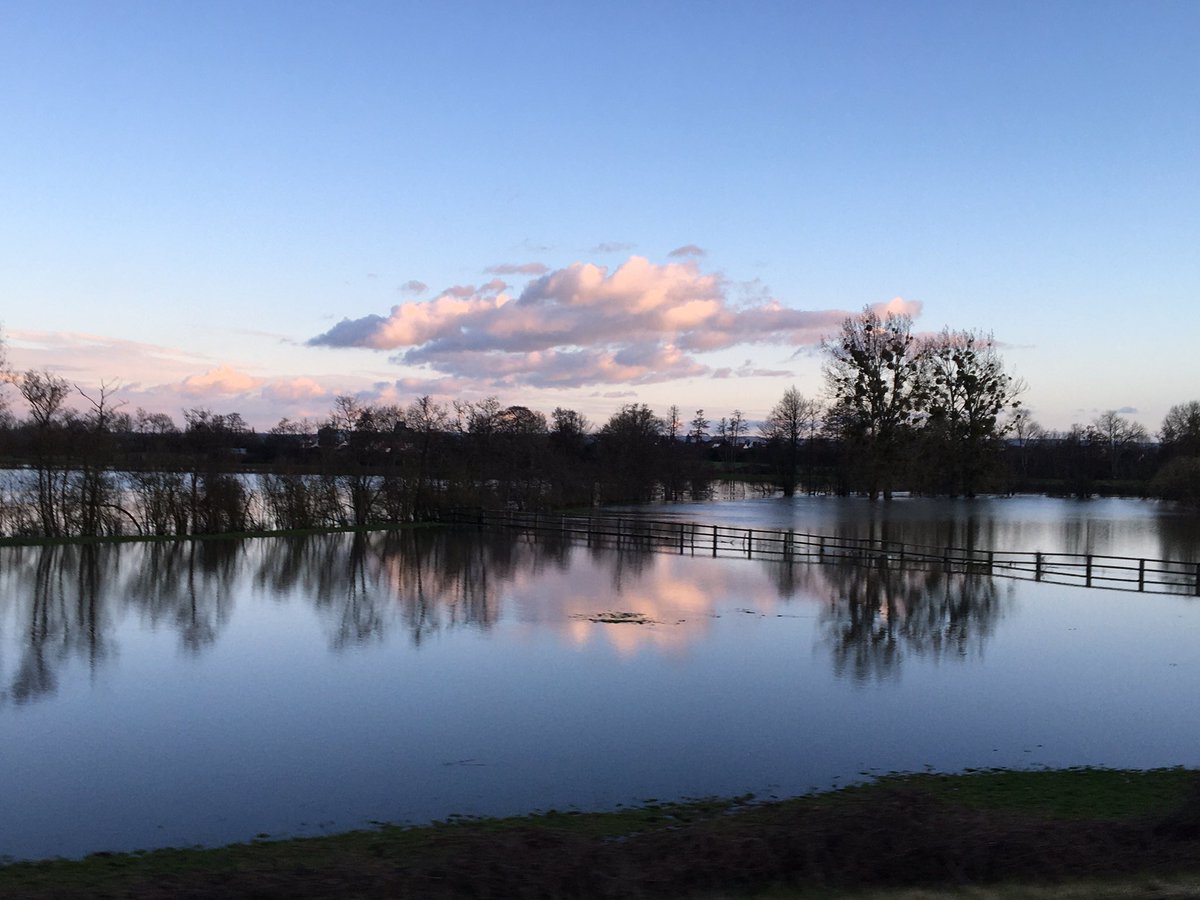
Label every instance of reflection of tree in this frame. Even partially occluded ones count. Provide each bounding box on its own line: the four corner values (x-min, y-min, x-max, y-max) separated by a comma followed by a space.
70, 545, 112, 673
247, 529, 532, 648
0, 525, 1018, 707
5, 544, 114, 704
10, 546, 66, 703
1155, 510, 1200, 566
125, 540, 238, 655
329, 533, 382, 651
815, 561, 1008, 683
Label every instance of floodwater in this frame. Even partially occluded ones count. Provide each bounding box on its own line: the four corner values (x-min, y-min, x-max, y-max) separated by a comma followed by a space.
1, 495, 1199, 861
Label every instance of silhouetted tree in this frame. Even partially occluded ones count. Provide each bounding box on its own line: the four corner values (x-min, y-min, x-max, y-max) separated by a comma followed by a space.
762, 386, 821, 497
823, 307, 922, 499
19, 370, 72, 536
1091, 410, 1149, 481
919, 329, 1022, 496
1161, 401, 1200, 459
599, 403, 663, 502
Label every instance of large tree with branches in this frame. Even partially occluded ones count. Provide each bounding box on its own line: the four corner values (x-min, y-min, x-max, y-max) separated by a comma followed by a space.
823, 308, 923, 499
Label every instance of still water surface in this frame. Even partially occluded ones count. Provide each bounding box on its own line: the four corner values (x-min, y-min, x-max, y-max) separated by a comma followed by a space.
1, 495, 1199, 860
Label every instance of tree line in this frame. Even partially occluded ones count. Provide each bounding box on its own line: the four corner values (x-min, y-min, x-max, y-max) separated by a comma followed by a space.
1, 312, 1198, 539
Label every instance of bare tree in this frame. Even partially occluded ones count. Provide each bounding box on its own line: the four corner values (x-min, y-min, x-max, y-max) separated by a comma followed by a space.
19, 370, 72, 535
762, 386, 821, 496
919, 329, 1022, 496
1161, 401, 1200, 458
823, 308, 923, 499
135, 408, 179, 434
1092, 410, 1149, 480
551, 407, 589, 444
599, 403, 663, 502
406, 395, 451, 513
666, 405, 683, 441
75, 380, 132, 535
724, 409, 746, 473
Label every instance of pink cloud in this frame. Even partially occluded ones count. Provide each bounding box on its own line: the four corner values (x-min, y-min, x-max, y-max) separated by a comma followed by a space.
484, 262, 549, 275
181, 366, 266, 396
261, 377, 329, 402
309, 256, 923, 390
870, 296, 924, 319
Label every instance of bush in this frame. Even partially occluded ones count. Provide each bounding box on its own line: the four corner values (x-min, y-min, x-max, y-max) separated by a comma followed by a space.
1150, 456, 1200, 507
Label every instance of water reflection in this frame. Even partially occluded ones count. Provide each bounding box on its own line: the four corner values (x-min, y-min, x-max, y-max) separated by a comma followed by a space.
5, 518, 1200, 863
0, 529, 1019, 707
818, 565, 1007, 683
5, 544, 113, 704
622, 494, 1200, 563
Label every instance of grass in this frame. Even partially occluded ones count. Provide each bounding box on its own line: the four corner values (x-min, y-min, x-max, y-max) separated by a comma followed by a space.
4, 767, 1200, 898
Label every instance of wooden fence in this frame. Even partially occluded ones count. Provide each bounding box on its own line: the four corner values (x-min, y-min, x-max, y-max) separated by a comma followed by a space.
442, 508, 1200, 596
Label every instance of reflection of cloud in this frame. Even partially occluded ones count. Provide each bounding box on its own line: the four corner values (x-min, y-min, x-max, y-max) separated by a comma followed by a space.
309, 256, 900, 389
507, 551, 786, 659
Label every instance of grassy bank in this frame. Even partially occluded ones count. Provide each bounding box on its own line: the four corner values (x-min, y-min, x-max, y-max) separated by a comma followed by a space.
4, 768, 1200, 898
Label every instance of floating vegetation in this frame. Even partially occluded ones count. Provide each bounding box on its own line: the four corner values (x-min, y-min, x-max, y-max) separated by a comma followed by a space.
576, 611, 657, 625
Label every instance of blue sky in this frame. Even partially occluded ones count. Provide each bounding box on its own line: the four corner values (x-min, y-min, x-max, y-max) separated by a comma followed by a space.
2, 0, 1197, 431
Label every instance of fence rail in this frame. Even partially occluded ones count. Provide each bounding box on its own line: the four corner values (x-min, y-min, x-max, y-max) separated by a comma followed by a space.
441, 508, 1200, 597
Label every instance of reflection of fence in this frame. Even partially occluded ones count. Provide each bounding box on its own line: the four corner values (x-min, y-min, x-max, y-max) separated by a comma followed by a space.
442, 508, 1200, 596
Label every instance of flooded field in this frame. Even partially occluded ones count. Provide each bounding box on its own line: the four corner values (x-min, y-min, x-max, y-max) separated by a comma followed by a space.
2, 495, 1199, 860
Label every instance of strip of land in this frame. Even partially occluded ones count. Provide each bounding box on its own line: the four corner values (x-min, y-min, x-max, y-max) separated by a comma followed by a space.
4, 768, 1200, 898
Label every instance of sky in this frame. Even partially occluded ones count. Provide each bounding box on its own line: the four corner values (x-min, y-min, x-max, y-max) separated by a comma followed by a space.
2, 0, 1198, 433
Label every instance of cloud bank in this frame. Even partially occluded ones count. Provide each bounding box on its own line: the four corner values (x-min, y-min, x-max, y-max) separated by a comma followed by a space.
310, 256, 919, 389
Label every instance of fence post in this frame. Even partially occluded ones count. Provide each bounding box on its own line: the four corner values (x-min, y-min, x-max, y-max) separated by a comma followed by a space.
712, 524, 718, 557
1086, 555, 1093, 587
1035, 552, 1043, 581
1194, 563, 1200, 597
747, 528, 753, 559
1138, 558, 1146, 592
